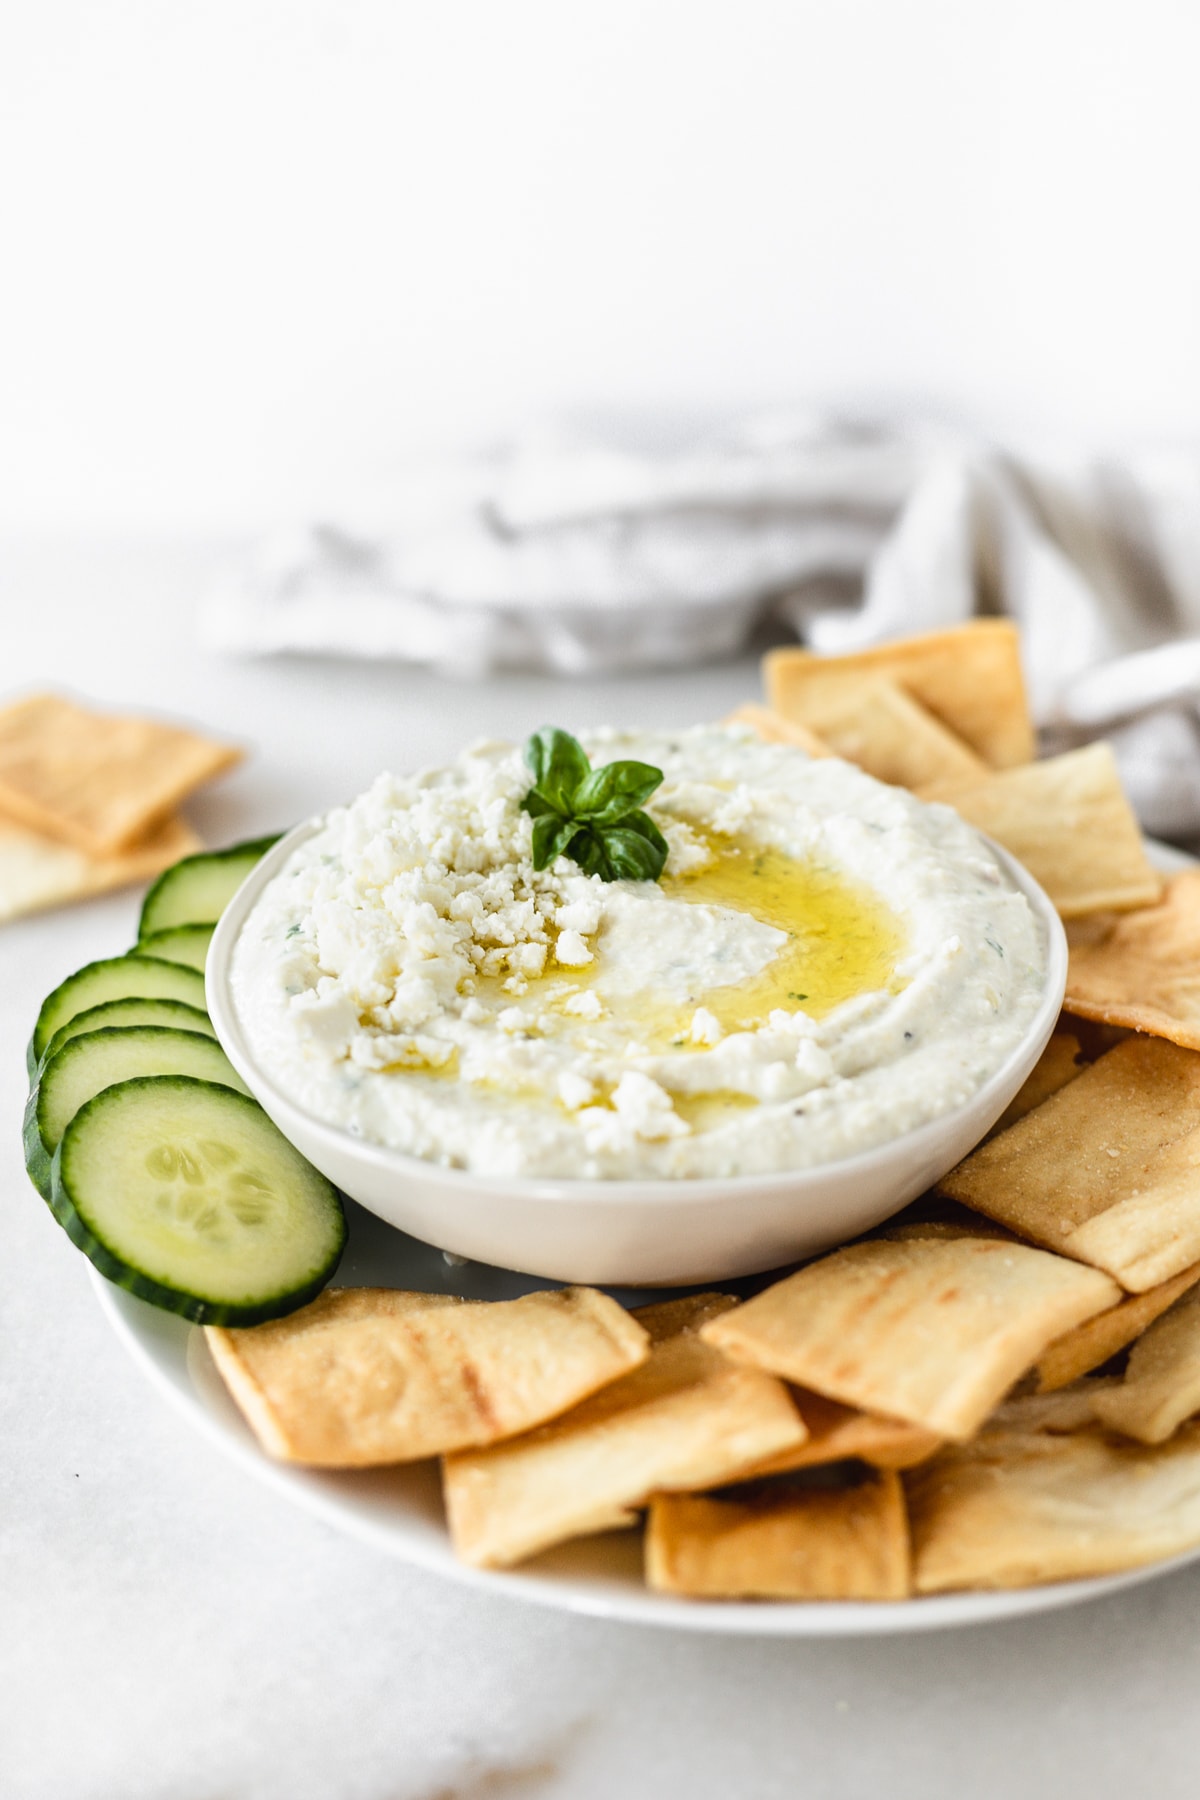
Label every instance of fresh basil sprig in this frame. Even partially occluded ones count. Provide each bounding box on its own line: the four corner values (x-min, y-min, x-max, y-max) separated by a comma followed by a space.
521, 727, 669, 882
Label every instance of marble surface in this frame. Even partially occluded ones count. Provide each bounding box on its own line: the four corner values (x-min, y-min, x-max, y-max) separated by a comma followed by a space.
6, 538, 1200, 1800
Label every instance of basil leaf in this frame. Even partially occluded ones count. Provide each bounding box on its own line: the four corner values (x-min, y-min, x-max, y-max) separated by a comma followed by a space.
572, 759, 664, 825
531, 812, 584, 870
570, 829, 610, 880
524, 727, 590, 813
602, 826, 666, 882
618, 809, 669, 860
520, 727, 669, 884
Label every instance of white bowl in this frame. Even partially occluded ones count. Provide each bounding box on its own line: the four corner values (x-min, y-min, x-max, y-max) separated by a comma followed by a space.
207, 823, 1067, 1287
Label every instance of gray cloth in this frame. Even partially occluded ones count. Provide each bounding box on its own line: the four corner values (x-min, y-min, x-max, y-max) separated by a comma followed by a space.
200, 416, 1200, 838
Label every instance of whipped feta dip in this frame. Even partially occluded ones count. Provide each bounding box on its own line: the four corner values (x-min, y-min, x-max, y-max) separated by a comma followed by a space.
230, 727, 1049, 1180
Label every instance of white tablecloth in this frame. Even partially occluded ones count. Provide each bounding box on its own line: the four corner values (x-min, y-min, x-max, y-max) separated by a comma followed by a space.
5, 538, 1200, 1800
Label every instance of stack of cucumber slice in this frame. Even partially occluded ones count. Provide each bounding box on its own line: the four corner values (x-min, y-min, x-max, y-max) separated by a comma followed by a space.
23, 834, 346, 1326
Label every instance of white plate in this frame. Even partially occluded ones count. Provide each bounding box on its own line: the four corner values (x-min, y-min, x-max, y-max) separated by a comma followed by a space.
89, 1204, 1200, 1637
89, 836, 1200, 1636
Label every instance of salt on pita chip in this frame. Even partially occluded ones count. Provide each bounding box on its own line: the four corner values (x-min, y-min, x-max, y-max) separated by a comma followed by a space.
1034, 1262, 1200, 1392
630, 1292, 742, 1344
757, 676, 986, 792
0, 811, 202, 924
919, 742, 1161, 918
1065, 871, 1200, 1049
723, 704, 831, 759
700, 1236, 1118, 1442
645, 1470, 910, 1601
206, 1284, 648, 1468
940, 1035, 1200, 1293
763, 620, 1034, 768
735, 1388, 941, 1477
1092, 1283, 1200, 1445
442, 1294, 807, 1569
988, 1032, 1084, 1137
908, 1422, 1200, 1592
0, 692, 241, 855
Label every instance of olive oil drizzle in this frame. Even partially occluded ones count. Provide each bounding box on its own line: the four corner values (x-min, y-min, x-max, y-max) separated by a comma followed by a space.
660, 832, 907, 1036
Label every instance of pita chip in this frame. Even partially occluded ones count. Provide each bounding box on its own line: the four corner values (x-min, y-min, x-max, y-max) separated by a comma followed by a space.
940, 1035, 1200, 1293
763, 620, 1034, 768
206, 1284, 649, 1467
736, 1388, 942, 1477
1092, 1284, 1200, 1445
1034, 1262, 1200, 1392
645, 1470, 910, 1601
700, 1236, 1118, 1441
0, 812, 202, 924
0, 692, 241, 855
988, 1031, 1084, 1137
1065, 871, 1200, 1049
920, 742, 1161, 918
908, 1423, 1200, 1592
757, 676, 986, 792
984, 1379, 1120, 1436
442, 1294, 807, 1569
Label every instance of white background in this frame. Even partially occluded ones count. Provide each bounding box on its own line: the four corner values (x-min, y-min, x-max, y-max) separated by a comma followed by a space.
3, 0, 1200, 533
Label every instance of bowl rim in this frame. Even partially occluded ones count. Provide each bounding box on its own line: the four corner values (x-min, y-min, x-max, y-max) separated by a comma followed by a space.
207, 815, 1068, 1207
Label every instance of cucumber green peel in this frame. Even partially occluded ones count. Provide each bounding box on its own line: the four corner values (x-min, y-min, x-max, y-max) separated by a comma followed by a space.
29, 954, 209, 1077
42, 998, 215, 1068
25, 1025, 247, 1200
137, 834, 282, 940
50, 1077, 346, 1326
135, 924, 215, 973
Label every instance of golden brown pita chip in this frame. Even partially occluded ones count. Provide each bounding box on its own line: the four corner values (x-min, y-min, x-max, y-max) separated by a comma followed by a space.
1092, 1284, 1200, 1445
737, 1388, 941, 1477
920, 743, 1161, 918
0, 692, 241, 855
1034, 1262, 1200, 1392
756, 676, 986, 792
441, 1294, 807, 1569
908, 1423, 1200, 1592
645, 1471, 910, 1600
0, 812, 202, 924
763, 620, 1034, 768
1065, 871, 1200, 1049
985, 1379, 1120, 1436
723, 705, 831, 759
878, 1215, 1016, 1245
700, 1236, 1117, 1442
206, 1284, 648, 1467
940, 1035, 1200, 1293
988, 1032, 1084, 1137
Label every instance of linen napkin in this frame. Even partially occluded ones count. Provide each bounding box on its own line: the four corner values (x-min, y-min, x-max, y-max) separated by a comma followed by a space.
200, 416, 1200, 838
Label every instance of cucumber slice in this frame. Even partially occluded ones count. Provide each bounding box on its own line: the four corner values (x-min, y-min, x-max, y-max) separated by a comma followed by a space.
25, 1027, 249, 1200
138, 835, 281, 940
52, 1078, 345, 1325
135, 924, 214, 973
29, 955, 208, 1076
42, 998, 216, 1067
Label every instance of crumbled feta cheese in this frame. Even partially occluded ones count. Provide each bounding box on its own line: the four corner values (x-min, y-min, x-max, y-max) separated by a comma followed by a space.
612, 1071, 689, 1139
554, 929, 593, 967
690, 1007, 723, 1047
557, 1070, 596, 1111
562, 990, 604, 1020
555, 895, 602, 936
